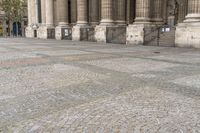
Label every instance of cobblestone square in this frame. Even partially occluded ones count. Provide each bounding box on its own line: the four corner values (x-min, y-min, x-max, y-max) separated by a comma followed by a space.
0, 38, 200, 133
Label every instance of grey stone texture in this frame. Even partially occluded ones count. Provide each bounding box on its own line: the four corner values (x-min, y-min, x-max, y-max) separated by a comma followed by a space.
0, 38, 200, 132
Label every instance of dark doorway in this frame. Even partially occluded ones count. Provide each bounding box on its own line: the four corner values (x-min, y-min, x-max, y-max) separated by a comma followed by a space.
13, 22, 22, 36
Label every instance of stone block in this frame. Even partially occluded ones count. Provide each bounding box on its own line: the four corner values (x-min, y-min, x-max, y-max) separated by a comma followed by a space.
37, 26, 47, 39
107, 26, 126, 44
95, 26, 126, 44
80, 27, 95, 41
95, 26, 107, 42
25, 26, 34, 38
175, 23, 200, 48
37, 26, 55, 39
126, 24, 157, 45
72, 26, 95, 41
126, 24, 145, 45
55, 26, 72, 40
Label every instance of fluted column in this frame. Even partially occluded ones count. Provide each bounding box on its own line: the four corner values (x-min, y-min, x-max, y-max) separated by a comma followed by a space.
135, 0, 151, 23
89, 0, 99, 25
57, 0, 69, 26
27, 0, 32, 26
46, 0, 54, 27
77, 0, 88, 25
71, 0, 77, 25
185, 0, 200, 22
34, 0, 39, 24
100, 0, 114, 25
151, 0, 163, 24
116, 0, 126, 25
30, 0, 36, 24
178, 1, 188, 23
41, 0, 46, 24
162, 0, 168, 24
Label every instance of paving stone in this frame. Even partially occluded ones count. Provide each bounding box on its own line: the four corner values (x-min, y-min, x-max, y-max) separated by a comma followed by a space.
0, 38, 199, 133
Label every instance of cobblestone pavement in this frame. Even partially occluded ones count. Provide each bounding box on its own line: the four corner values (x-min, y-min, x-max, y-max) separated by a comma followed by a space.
0, 38, 200, 133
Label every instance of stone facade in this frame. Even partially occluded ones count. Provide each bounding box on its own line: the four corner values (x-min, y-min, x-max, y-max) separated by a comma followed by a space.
26, 0, 200, 48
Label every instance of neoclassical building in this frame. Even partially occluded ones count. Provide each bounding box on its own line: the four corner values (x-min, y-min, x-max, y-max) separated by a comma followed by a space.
26, 0, 200, 48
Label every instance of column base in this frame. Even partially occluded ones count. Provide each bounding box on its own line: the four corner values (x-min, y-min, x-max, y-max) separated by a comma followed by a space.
25, 26, 35, 38
151, 18, 164, 25
184, 14, 200, 22
175, 23, 200, 48
100, 19, 114, 26
126, 23, 155, 45
72, 25, 95, 41
95, 25, 126, 44
55, 26, 72, 40
37, 26, 55, 39
115, 20, 126, 26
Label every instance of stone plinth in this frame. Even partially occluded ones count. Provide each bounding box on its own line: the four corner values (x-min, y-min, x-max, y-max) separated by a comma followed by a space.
25, 26, 34, 38
72, 26, 82, 41
126, 24, 145, 45
37, 26, 46, 39
126, 24, 155, 45
95, 25, 126, 44
37, 26, 55, 39
175, 23, 200, 48
72, 26, 95, 41
55, 26, 72, 40
95, 26, 107, 42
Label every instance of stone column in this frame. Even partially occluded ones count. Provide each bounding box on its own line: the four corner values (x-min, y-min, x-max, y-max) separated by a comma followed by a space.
39, 0, 55, 39
77, 0, 88, 25
135, 0, 151, 23
41, 0, 46, 24
96, 0, 127, 43
151, 0, 163, 24
46, 0, 54, 27
27, 0, 32, 26
175, 0, 200, 48
34, 0, 39, 24
126, 0, 152, 45
25, 0, 35, 38
56, 0, 70, 40
71, 0, 77, 25
126, 0, 136, 24
31, 0, 36, 24
100, 0, 114, 25
72, 0, 88, 41
185, 0, 200, 22
37, 0, 46, 38
116, 0, 126, 25
89, 0, 99, 25
57, 0, 69, 26
178, 1, 188, 23
162, 0, 168, 24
